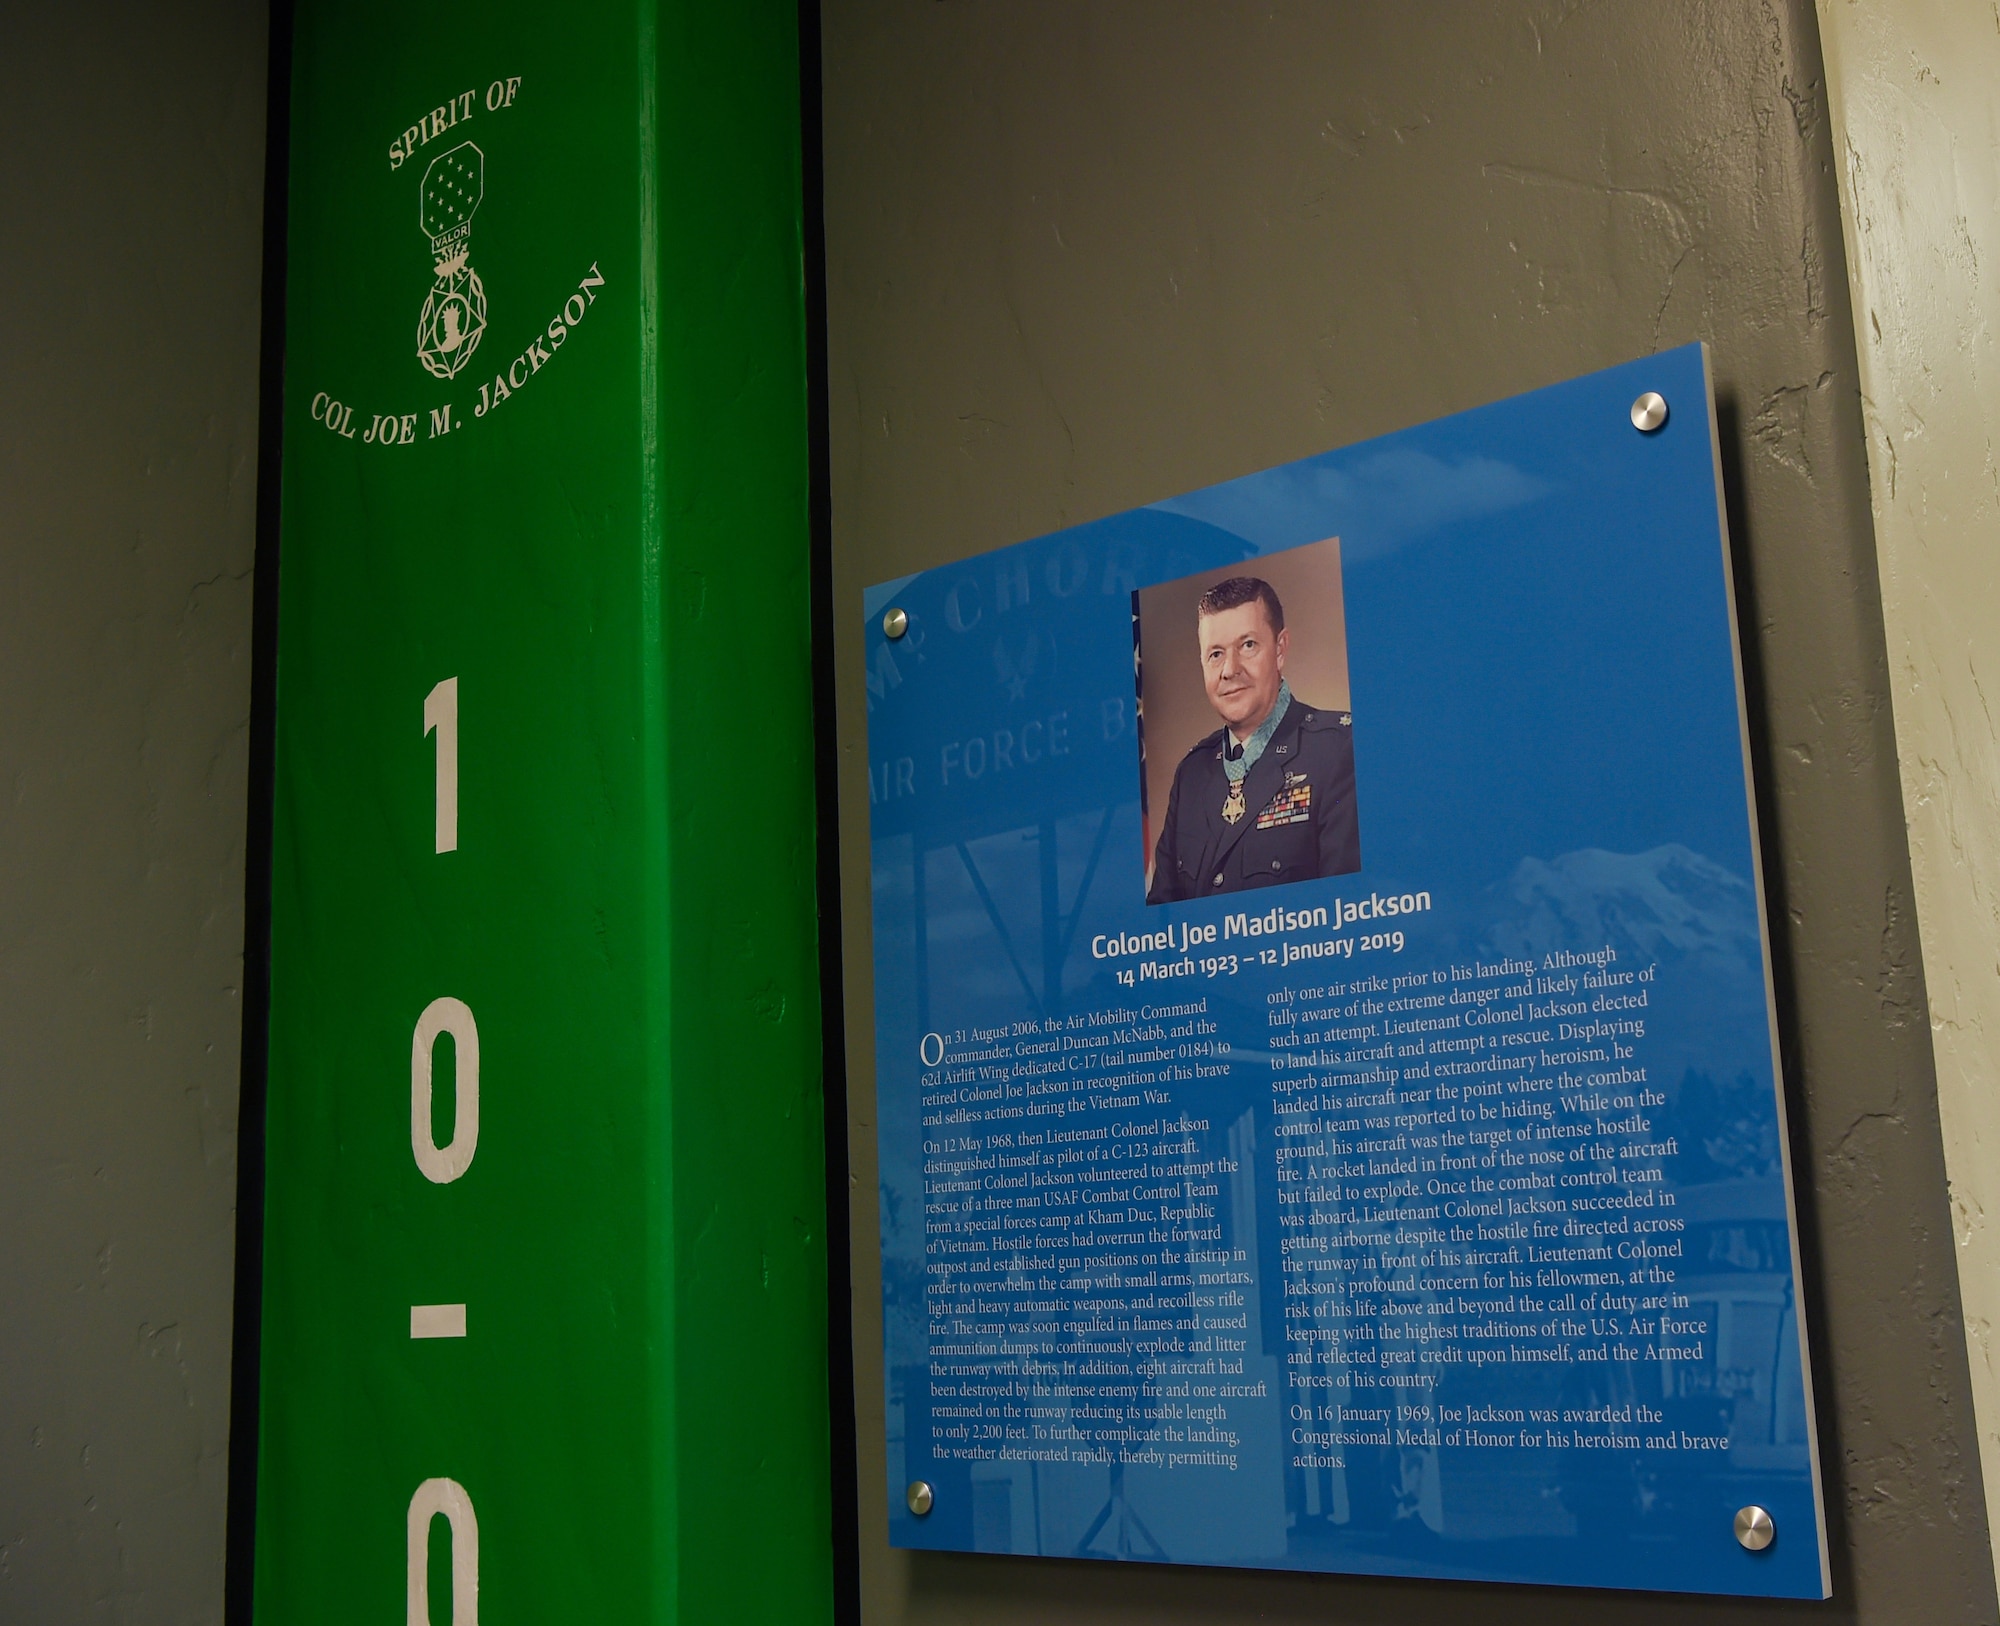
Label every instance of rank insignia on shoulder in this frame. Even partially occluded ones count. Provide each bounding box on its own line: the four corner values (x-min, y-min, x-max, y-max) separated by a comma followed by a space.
1340, 713, 1351, 726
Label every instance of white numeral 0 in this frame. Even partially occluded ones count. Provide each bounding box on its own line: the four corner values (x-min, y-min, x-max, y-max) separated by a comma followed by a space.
412, 997, 479, 1184
424, 677, 458, 854
407, 1477, 478, 1626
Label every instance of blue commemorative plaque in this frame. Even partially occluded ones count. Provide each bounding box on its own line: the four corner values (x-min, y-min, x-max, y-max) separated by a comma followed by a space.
863, 346, 1828, 1597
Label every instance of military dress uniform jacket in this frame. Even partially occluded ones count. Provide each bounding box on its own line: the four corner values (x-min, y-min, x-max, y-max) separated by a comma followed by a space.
1145, 700, 1360, 904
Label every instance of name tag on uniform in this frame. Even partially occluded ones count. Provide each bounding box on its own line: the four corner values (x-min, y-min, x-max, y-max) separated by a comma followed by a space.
1257, 776, 1312, 828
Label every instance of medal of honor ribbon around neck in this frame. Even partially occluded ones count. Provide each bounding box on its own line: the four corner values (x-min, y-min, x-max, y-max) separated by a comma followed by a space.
1221, 680, 1291, 824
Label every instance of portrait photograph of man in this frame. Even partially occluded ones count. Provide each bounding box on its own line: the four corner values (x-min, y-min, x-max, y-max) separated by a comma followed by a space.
1137, 538, 1360, 904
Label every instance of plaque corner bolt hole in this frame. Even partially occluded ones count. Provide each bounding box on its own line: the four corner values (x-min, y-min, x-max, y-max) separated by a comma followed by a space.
907, 1480, 934, 1517
883, 606, 909, 640
1734, 1504, 1775, 1552
1631, 391, 1669, 433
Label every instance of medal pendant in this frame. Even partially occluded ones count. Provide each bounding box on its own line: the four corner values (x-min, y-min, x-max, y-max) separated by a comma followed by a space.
1221, 782, 1246, 824
417, 144, 489, 380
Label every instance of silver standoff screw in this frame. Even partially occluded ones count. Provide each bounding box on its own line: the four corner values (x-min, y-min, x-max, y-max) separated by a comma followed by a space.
1631, 391, 1669, 433
883, 606, 910, 640
1734, 1505, 1775, 1551
906, 1480, 935, 1517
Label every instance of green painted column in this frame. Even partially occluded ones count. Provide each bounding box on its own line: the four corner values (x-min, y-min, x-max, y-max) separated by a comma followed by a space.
253, 5, 829, 1621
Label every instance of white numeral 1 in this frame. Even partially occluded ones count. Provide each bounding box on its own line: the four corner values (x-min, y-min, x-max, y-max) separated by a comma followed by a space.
407, 1477, 478, 1626
411, 997, 479, 1183
424, 677, 459, 854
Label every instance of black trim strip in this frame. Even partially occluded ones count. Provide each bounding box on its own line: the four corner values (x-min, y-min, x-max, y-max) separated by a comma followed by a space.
799, 2, 861, 1617
223, 1, 295, 1617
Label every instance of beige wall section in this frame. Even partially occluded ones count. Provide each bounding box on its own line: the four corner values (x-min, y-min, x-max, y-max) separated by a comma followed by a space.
1816, 0, 2000, 1604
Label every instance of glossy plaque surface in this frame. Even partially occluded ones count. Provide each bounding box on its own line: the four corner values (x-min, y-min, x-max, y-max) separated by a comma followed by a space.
863, 345, 1828, 1597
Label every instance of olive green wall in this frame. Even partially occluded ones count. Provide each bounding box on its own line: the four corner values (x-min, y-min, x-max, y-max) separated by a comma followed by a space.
821, 2, 1996, 1621
0, 3, 267, 1622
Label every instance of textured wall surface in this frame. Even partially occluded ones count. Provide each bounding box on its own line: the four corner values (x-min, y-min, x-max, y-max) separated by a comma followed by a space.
822, 2, 1994, 1620
0, 3, 266, 1620
1816, 0, 2000, 1604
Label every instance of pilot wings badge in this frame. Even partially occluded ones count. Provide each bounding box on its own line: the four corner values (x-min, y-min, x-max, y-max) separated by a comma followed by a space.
416, 142, 488, 379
